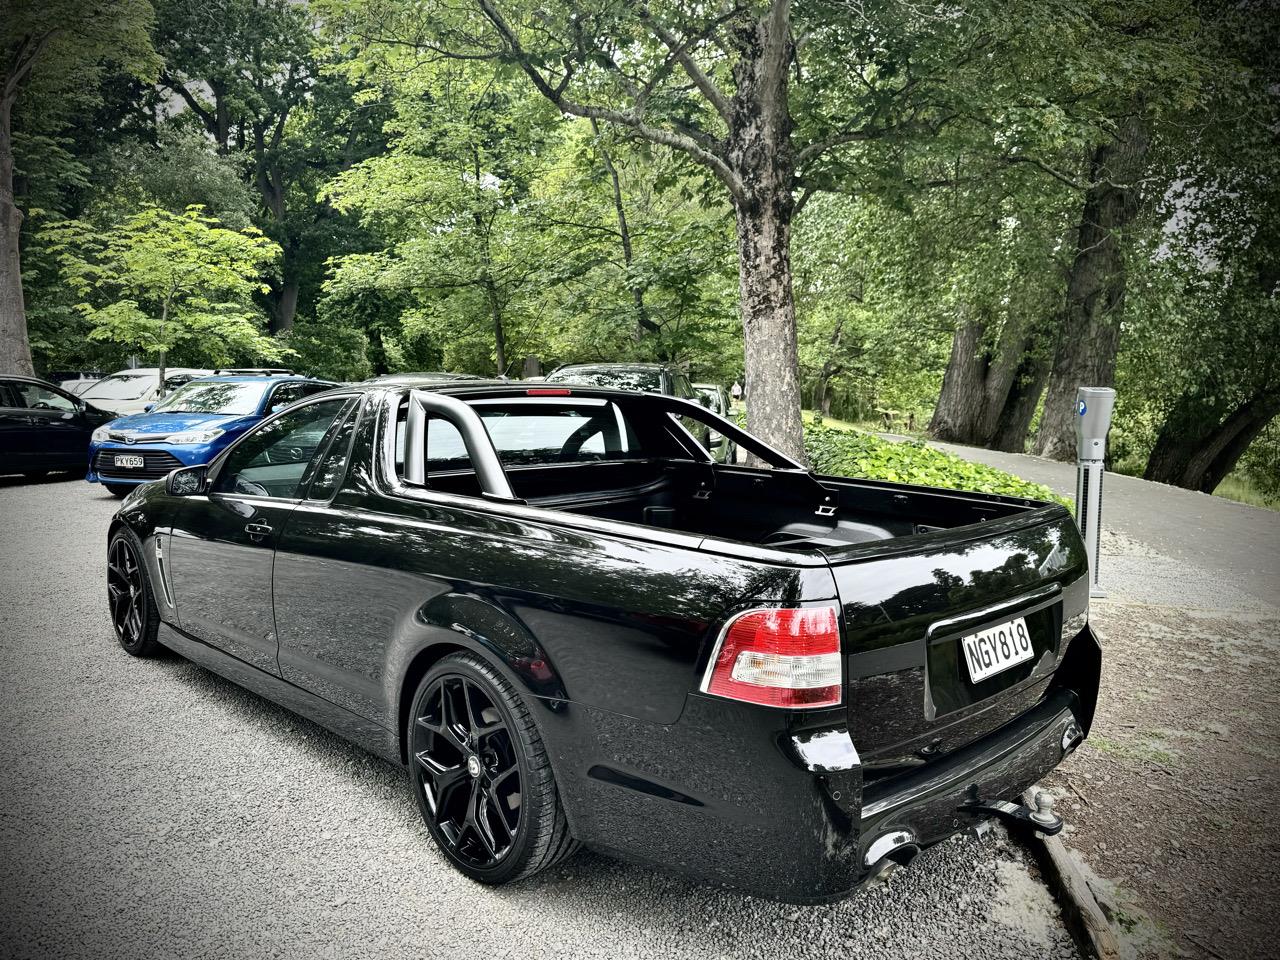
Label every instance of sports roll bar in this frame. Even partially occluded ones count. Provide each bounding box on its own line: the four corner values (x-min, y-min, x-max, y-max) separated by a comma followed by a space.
654, 394, 806, 471
403, 388, 516, 500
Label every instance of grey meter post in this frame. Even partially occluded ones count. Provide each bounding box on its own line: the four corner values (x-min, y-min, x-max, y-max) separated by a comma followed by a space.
1075, 387, 1117, 461
1074, 386, 1115, 598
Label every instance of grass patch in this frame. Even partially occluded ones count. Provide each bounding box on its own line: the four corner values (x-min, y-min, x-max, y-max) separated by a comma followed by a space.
1086, 734, 1179, 767
1212, 474, 1280, 512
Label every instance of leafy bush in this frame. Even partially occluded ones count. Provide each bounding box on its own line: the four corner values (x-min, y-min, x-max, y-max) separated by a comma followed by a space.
804, 423, 1071, 509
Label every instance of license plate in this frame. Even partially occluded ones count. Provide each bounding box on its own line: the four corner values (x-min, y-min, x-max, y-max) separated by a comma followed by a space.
113, 455, 145, 469
961, 616, 1033, 683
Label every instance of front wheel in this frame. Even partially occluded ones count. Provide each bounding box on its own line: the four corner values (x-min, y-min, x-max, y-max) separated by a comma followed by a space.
408, 652, 577, 884
107, 529, 161, 656
103, 483, 134, 498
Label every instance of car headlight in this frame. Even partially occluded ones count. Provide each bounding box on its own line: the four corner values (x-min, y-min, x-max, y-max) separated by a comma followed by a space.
92, 426, 111, 442
165, 428, 225, 445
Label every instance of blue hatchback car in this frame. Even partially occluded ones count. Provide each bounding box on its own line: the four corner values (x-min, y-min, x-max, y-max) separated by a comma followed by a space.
88, 375, 338, 496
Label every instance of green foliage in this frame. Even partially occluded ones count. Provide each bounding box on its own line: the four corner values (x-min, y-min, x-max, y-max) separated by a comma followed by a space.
99, 127, 257, 229
283, 318, 373, 381
44, 205, 284, 365
805, 424, 1070, 508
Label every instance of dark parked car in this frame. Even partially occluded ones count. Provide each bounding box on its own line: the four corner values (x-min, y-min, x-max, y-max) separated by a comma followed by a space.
0, 375, 116, 477
105, 379, 1100, 901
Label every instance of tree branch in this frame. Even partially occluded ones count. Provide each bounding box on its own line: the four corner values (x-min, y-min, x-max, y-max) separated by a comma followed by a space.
638, 7, 731, 121
476, 0, 743, 199
161, 74, 217, 133
4, 30, 58, 102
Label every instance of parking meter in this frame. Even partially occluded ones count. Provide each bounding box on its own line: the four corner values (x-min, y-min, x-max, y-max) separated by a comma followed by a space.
1074, 386, 1116, 598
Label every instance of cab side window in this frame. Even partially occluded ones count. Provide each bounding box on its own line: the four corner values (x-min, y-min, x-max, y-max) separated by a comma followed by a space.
215, 398, 348, 499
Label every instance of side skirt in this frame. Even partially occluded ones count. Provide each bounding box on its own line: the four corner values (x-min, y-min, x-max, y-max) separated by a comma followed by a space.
157, 622, 401, 765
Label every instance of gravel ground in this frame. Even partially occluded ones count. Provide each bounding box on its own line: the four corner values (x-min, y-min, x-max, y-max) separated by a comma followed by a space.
1043, 530, 1280, 960
0, 475, 1081, 960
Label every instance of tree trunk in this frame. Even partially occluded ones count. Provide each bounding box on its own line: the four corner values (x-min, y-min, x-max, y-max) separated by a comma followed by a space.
929, 315, 989, 443
1035, 114, 1149, 460
485, 278, 506, 376
156, 297, 169, 396
590, 118, 656, 342
271, 272, 299, 335
726, 1, 806, 464
989, 353, 1051, 452
0, 97, 34, 375
1144, 393, 1280, 491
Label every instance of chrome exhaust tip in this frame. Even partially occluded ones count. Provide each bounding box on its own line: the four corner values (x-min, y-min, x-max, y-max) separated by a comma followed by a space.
864, 829, 920, 883
1062, 720, 1084, 756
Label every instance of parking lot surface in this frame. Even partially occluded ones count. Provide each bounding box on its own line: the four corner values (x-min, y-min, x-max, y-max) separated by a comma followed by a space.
0, 476, 1080, 960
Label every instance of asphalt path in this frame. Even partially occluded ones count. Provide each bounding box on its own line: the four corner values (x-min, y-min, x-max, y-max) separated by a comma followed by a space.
928, 441, 1280, 608
0, 475, 1079, 960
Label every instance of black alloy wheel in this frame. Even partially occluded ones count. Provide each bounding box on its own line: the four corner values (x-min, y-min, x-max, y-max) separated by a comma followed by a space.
107, 531, 161, 656
415, 674, 521, 868
408, 653, 577, 884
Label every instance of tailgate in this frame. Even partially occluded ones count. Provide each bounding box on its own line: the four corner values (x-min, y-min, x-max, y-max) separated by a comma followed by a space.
823, 506, 1089, 774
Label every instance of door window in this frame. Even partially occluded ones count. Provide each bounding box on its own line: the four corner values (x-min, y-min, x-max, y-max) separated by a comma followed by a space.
12, 382, 77, 412
305, 401, 360, 501
214, 398, 348, 499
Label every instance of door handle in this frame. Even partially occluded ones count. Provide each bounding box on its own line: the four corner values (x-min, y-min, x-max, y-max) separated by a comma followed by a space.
245, 522, 274, 541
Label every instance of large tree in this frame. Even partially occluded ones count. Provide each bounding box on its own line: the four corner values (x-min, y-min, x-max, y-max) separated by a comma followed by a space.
334, 0, 1092, 461
46, 205, 284, 382
1, 0, 156, 374
153, 0, 387, 334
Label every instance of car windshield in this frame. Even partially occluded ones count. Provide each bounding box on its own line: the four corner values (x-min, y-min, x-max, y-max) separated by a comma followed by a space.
150, 381, 267, 416
82, 373, 155, 400
545, 368, 661, 392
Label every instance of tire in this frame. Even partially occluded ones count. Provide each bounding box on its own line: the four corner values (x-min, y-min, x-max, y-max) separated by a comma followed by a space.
104, 483, 134, 498
106, 528, 162, 657
407, 652, 577, 885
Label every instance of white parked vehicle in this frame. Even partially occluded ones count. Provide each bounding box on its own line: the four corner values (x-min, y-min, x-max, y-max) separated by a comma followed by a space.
59, 377, 102, 396
78, 368, 214, 415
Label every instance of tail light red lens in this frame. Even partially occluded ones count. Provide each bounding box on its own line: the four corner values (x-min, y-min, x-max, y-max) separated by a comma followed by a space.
526, 388, 571, 396
700, 605, 843, 709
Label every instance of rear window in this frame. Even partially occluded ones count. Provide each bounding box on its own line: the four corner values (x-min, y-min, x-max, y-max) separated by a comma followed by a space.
475, 400, 639, 466
394, 397, 642, 481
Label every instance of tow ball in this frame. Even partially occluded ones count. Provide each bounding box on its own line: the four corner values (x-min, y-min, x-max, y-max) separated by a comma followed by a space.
959, 789, 1064, 836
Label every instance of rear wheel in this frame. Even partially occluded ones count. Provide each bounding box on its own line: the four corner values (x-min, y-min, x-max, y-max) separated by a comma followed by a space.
106, 530, 161, 656
408, 652, 577, 884
103, 483, 133, 498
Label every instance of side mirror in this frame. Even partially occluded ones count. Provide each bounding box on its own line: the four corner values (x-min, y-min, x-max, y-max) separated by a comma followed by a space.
166, 464, 208, 496
143, 402, 156, 412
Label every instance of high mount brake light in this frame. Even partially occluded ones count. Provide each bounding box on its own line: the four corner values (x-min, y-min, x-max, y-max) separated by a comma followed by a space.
526, 388, 571, 396
700, 605, 843, 709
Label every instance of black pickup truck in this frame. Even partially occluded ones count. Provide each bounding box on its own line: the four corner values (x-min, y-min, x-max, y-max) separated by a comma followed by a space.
106, 378, 1100, 902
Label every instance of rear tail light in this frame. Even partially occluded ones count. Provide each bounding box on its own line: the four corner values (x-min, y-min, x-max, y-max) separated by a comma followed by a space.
526, 388, 571, 396
700, 605, 843, 708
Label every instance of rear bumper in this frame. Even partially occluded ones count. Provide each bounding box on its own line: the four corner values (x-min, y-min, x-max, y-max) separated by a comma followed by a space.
540, 624, 1101, 903
856, 687, 1079, 865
